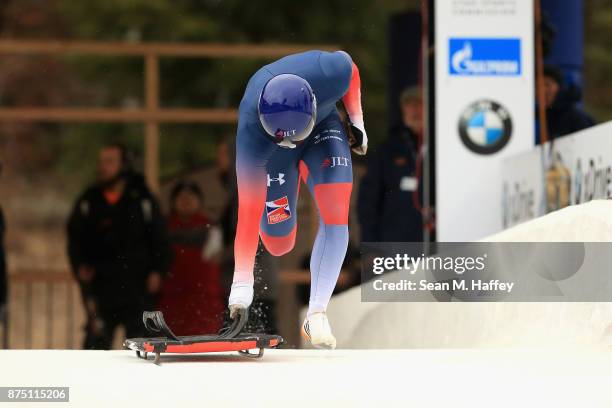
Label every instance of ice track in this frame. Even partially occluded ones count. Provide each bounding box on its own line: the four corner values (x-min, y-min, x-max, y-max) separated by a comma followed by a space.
1, 348, 612, 407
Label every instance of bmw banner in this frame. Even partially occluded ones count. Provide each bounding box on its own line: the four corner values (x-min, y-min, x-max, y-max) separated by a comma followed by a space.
435, 0, 535, 241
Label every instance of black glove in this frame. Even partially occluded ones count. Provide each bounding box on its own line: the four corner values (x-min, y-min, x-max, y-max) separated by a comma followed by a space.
347, 122, 368, 155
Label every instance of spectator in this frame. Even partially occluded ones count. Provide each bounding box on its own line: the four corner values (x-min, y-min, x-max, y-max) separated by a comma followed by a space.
67, 142, 171, 349
543, 65, 595, 140
358, 86, 424, 243
157, 181, 224, 335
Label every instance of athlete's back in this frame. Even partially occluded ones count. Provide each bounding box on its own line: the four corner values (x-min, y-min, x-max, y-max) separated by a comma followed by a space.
239, 50, 353, 125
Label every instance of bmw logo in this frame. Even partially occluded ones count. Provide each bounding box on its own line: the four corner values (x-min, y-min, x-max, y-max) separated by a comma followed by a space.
458, 100, 512, 155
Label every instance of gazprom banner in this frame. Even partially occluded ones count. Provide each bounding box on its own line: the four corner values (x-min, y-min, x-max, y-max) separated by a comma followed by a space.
502, 122, 612, 228
449, 38, 522, 76
435, 0, 535, 241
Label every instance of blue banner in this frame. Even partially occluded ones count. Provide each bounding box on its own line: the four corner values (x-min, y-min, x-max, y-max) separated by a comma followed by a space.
449, 38, 521, 76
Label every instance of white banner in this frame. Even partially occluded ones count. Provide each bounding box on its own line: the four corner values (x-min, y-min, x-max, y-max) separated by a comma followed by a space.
502, 122, 612, 228
435, 0, 535, 241
501, 146, 545, 229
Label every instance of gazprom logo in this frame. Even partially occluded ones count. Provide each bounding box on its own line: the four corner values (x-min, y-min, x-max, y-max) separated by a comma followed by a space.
449, 38, 521, 76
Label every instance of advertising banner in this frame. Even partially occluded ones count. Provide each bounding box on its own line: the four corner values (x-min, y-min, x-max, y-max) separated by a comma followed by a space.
501, 122, 612, 228
435, 0, 535, 240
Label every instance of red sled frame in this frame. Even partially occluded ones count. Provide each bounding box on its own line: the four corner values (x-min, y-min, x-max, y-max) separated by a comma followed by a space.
124, 311, 283, 364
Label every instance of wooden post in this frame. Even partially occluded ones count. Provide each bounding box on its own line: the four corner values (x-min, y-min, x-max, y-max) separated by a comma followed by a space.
145, 54, 160, 193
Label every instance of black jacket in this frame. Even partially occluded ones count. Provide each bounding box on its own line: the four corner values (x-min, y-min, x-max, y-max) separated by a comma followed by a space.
358, 126, 423, 243
547, 88, 595, 140
0, 207, 6, 306
67, 173, 171, 299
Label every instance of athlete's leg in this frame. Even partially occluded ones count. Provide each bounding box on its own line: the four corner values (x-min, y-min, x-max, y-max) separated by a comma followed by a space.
231, 123, 278, 308
259, 152, 300, 256
301, 113, 353, 316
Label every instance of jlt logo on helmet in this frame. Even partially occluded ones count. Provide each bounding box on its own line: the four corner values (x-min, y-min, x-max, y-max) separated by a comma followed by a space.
275, 129, 297, 138
322, 156, 350, 168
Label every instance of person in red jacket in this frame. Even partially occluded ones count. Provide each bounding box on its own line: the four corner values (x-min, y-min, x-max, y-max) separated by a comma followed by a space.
157, 181, 224, 335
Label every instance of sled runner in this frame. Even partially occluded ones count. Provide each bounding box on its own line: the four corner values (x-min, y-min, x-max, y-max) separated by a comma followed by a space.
124, 310, 283, 365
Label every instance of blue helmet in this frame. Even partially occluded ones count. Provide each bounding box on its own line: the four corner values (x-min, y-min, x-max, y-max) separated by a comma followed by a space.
258, 74, 317, 144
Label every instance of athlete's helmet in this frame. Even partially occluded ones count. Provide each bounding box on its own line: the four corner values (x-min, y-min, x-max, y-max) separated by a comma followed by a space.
258, 74, 317, 144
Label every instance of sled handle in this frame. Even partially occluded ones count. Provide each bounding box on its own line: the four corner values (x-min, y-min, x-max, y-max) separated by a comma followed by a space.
143, 311, 180, 341
218, 308, 248, 339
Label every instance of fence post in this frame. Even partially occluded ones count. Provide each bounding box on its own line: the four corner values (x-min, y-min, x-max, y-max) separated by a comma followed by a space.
145, 53, 160, 193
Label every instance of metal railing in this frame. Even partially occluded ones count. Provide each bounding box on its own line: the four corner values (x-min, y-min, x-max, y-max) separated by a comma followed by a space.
3, 270, 83, 349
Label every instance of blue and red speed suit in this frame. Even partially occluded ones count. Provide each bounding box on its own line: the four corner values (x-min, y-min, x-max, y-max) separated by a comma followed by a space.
232, 50, 364, 314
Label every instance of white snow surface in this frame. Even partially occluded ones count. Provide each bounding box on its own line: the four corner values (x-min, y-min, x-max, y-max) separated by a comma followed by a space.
325, 200, 612, 349
1, 349, 611, 407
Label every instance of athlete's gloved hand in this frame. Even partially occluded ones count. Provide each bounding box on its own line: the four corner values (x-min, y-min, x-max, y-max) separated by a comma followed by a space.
348, 122, 368, 155
228, 281, 254, 317
229, 304, 247, 320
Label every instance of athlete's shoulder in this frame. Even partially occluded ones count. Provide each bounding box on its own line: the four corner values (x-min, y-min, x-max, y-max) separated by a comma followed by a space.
265, 50, 352, 77
239, 50, 354, 118
318, 50, 353, 79
239, 66, 273, 116
262, 50, 322, 74
316, 50, 353, 99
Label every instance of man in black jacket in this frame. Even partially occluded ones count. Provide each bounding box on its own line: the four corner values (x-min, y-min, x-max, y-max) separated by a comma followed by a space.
543, 65, 595, 141
67, 143, 171, 349
358, 87, 424, 243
